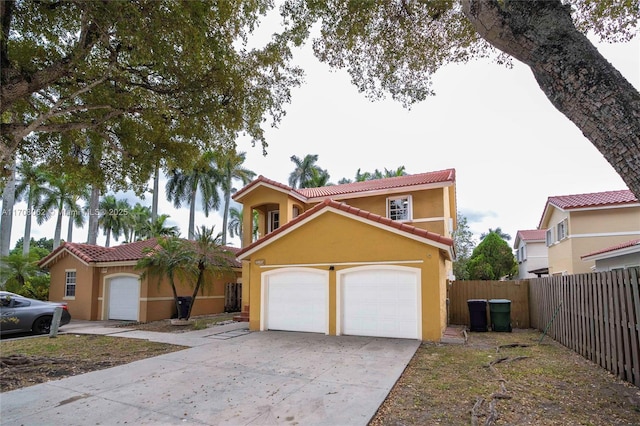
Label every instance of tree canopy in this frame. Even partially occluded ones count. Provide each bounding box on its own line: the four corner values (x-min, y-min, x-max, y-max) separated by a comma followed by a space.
467, 231, 517, 280
280, 0, 640, 198
1, 0, 302, 192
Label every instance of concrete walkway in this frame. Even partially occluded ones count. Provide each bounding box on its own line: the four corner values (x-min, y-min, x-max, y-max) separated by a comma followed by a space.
2, 321, 420, 425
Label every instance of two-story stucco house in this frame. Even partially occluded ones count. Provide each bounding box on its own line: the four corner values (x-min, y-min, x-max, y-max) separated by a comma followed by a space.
231, 169, 457, 341
513, 229, 548, 278
539, 190, 640, 275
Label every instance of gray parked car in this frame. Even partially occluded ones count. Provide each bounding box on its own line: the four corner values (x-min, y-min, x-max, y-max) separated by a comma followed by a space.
0, 291, 71, 335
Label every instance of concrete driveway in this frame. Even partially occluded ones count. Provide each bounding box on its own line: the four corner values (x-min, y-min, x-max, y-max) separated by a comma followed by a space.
1, 328, 420, 425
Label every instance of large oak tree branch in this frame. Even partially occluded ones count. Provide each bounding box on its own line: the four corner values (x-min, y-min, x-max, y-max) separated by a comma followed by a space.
462, 0, 640, 198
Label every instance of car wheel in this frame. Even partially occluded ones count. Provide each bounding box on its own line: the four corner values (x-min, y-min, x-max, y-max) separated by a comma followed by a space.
32, 316, 52, 335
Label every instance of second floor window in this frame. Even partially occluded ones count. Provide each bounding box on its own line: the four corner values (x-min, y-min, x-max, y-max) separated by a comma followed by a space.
268, 210, 280, 233
546, 228, 555, 247
557, 218, 568, 241
387, 196, 411, 221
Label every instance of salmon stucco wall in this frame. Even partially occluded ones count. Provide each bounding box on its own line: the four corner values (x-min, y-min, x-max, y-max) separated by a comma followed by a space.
243, 210, 448, 341
47, 252, 96, 320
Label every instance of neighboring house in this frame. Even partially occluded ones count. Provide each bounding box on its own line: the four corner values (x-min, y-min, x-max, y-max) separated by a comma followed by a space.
581, 239, 640, 272
538, 190, 640, 275
513, 229, 548, 278
231, 169, 457, 341
39, 239, 241, 322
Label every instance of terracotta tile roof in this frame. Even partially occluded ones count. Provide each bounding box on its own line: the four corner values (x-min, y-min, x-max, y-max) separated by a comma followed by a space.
237, 199, 453, 258
548, 190, 637, 210
40, 239, 241, 268
297, 169, 456, 199
581, 239, 640, 259
516, 230, 547, 241
233, 169, 456, 202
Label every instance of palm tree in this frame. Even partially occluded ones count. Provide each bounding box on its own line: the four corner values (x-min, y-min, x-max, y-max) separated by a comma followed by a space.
306, 167, 331, 188
288, 154, 325, 189
480, 227, 512, 241
65, 189, 89, 244
143, 214, 180, 238
1, 160, 17, 257
125, 203, 152, 242
39, 173, 85, 249
214, 150, 255, 244
165, 151, 220, 240
187, 226, 234, 318
0, 252, 39, 296
98, 195, 130, 247
228, 207, 260, 244
14, 161, 47, 255
135, 236, 196, 319
383, 166, 407, 177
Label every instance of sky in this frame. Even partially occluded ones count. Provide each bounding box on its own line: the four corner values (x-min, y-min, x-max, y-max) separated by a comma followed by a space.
5, 18, 639, 252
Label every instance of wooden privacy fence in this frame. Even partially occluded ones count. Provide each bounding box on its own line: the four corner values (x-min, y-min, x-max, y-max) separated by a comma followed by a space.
529, 268, 640, 387
448, 280, 530, 329
224, 283, 242, 312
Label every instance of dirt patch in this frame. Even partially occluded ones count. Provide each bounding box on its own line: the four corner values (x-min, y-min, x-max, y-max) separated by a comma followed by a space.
0, 334, 184, 392
118, 313, 238, 333
370, 329, 640, 425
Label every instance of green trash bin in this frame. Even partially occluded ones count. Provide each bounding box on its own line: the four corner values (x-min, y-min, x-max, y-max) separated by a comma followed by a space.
489, 299, 512, 332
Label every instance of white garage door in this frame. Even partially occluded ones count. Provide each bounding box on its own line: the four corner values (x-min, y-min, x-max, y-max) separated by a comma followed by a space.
264, 270, 327, 333
109, 276, 140, 321
340, 268, 420, 339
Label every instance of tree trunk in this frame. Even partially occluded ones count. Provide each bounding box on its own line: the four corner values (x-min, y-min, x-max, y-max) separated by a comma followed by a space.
221, 189, 231, 245
1, 161, 16, 256
152, 161, 159, 222
462, 0, 640, 199
22, 197, 32, 255
188, 188, 196, 240
67, 215, 74, 243
87, 185, 100, 245
53, 205, 63, 249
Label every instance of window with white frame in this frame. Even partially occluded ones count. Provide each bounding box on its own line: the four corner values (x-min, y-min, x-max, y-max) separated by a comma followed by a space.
546, 228, 555, 246
387, 196, 411, 221
292, 206, 300, 218
65, 271, 76, 297
268, 210, 280, 233
557, 218, 568, 241
519, 246, 526, 262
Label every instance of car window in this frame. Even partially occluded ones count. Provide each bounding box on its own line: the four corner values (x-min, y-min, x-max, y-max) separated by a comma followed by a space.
12, 299, 31, 307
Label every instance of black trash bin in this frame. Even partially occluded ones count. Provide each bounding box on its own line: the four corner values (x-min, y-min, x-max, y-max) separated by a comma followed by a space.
489, 299, 512, 332
467, 299, 488, 332
177, 296, 192, 319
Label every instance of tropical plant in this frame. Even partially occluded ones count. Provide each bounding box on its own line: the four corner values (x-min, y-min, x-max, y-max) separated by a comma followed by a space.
125, 203, 152, 242
14, 160, 47, 255
39, 172, 86, 249
213, 150, 256, 245
165, 151, 221, 240
135, 237, 196, 319
0, 252, 39, 293
187, 226, 235, 319
143, 215, 180, 239
97, 195, 130, 247
288, 154, 326, 189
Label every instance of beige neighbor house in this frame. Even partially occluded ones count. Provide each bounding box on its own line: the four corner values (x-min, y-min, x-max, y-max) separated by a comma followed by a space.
231, 169, 457, 342
513, 229, 548, 278
538, 189, 640, 275
581, 239, 640, 272
39, 238, 241, 322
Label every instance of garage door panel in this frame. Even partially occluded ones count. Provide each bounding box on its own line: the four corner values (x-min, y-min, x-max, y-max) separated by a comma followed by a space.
266, 271, 327, 333
341, 269, 419, 339
109, 277, 140, 321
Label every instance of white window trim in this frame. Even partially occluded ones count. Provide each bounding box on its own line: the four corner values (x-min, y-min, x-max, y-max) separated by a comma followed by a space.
546, 228, 555, 247
386, 195, 412, 222
557, 218, 568, 241
268, 210, 280, 233
64, 269, 77, 300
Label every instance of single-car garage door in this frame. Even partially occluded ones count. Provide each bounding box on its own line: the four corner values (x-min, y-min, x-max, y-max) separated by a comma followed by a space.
263, 269, 328, 333
108, 276, 140, 321
340, 268, 420, 339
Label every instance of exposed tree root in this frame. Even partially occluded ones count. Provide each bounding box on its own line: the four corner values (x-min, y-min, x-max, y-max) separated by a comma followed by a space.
471, 346, 531, 425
